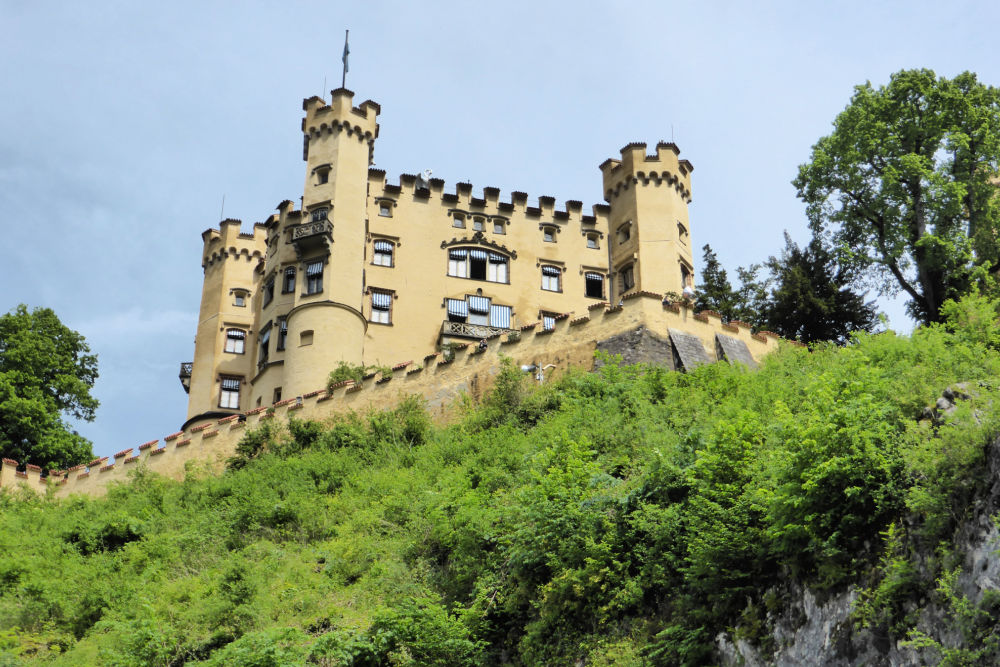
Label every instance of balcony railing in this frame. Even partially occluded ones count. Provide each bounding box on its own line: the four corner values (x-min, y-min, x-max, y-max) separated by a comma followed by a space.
441, 320, 514, 340
289, 220, 333, 241
179, 362, 193, 393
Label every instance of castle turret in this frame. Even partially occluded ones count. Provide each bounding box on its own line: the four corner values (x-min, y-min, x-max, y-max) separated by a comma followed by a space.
184, 220, 267, 427
263, 89, 380, 396
600, 142, 695, 301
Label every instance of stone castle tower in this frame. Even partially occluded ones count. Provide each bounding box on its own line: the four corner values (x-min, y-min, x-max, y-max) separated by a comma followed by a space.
180, 89, 699, 428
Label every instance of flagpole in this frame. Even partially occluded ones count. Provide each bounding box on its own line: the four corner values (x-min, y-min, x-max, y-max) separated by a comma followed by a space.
341, 29, 349, 89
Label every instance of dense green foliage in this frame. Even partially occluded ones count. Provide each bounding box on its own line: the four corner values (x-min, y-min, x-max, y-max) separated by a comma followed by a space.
760, 233, 880, 343
794, 68, 1000, 324
0, 305, 98, 470
696, 242, 878, 343
3, 300, 1000, 664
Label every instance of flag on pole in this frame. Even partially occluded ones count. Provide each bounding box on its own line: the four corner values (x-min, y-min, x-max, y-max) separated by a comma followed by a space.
342, 30, 350, 74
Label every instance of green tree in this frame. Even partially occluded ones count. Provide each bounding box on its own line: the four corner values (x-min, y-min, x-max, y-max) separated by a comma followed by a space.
695, 244, 741, 321
794, 69, 1000, 324
761, 233, 879, 343
0, 305, 98, 470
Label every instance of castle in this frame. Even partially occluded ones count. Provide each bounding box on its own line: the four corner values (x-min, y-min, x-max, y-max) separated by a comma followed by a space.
1, 87, 784, 498
180, 88, 704, 428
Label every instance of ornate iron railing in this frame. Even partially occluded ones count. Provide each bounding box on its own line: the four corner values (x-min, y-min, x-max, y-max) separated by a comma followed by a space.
290, 220, 333, 241
441, 321, 514, 340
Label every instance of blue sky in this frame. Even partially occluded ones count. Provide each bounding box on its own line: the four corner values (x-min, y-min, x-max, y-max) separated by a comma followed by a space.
2, 1, 999, 460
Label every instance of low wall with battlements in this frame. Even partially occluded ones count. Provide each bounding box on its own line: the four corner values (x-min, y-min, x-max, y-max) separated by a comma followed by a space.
0, 294, 783, 499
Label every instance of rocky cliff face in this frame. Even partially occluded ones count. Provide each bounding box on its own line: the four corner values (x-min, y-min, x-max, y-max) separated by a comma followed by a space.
717, 392, 1000, 666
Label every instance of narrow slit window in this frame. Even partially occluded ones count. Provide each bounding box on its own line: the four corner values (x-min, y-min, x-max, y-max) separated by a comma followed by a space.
276, 318, 288, 351
282, 267, 296, 293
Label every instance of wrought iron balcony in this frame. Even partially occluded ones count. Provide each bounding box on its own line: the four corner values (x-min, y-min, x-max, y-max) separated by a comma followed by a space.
179, 362, 193, 393
441, 320, 514, 340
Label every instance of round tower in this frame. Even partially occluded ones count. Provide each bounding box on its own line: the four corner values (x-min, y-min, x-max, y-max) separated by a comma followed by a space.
600, 142, 695, 301
184, 220, 266, 427
271, 89, 380, 396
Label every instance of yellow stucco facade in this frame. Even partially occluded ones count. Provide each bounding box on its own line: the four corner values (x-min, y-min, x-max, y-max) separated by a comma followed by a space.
180, 88, 701, 426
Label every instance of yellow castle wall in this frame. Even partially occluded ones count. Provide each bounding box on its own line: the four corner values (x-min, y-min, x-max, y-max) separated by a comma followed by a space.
2, 295, 781, 500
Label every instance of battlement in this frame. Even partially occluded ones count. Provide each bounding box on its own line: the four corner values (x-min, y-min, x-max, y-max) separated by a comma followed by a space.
3, 295, 783, 500
599, 141, 693, 203
302, 88, 380, 143
200, 219, 268, 270
367, 169, 609, 227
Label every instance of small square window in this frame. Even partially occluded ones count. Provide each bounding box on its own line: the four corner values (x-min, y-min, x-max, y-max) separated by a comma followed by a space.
473, 217, 484, 231
587, 234, 599, 249
543, 227, 556, 243
317, 171, 329, 185
225, 329, 246, 354
493, 221, 505, 234
618, 223, 632, 244
233, 292, 246, 307
379, 202, 392, 217
453, 215, 465, 228
311, 208, 329, 222
541, 265, 561, 292
300, 330, 314, 346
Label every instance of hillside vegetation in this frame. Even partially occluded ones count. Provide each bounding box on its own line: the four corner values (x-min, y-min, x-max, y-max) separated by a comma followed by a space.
4, 296, 1000, 665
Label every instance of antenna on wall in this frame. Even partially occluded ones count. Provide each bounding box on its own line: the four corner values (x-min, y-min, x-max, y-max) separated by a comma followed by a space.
671, 124, 675, 143
220, 194, 226, 221
322, 76, 326, 102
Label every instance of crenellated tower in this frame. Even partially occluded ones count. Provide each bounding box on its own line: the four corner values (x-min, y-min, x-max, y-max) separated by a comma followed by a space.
600, 142, 695, 301
184, 220, 267, 426
253, 90, 380, 399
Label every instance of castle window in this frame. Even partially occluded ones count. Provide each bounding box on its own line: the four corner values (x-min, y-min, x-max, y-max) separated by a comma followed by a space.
370, 290, 392, 324
232, 289, 248, 307
585, 272, 605, 299
373, 240, 394, 267
317, 170, 329, 185
493, 220, 505, 235
469, 250, 487, 280
681, 263, 692, 288
446, 297, 511, 328
448, 248, 509, 283
453, 214, 465, 228
487, 252, 508, 283
305, 261, 324, 294
311, 207, 329, 222
617, 222, 632, 244
473, 217, 485, 231
379, 202, 392, 217
543, 226, 556, 243
262, 278, 275, 306
468, 295, 490, 325
300, 330, 313, 346
219, 376, 241, 409
282, 267, 296, 293
542, 313, 557, 331
224, 328, 246, 354
276, 317, 287, 351
677, 221, 689, 244
258, 328, 270, 367
448, 249, 468, 278
273, 387, 282, 404
587, 234, 600, 249
541, 265, 561, 292
620, 264, 635, 292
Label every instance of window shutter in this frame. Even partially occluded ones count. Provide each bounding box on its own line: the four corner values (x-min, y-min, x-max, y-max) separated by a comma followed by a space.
221, 377, 240, 391
306, 262, 323, 276
227, 329, 246, 339
585, 272, 603, 281
469, 249, 488, 261
467, 296, 491, 314
449, 249, 468, 260
372, 292, 392, 309
489, 304, 511, 328
374, 240, 394, 252
542, 265, 561, 276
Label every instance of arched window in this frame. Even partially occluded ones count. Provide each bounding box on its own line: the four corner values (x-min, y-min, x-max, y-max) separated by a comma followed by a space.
447, 248, 509, 283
